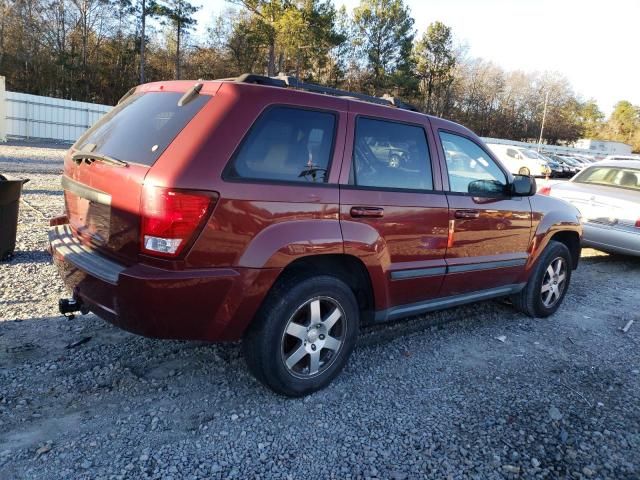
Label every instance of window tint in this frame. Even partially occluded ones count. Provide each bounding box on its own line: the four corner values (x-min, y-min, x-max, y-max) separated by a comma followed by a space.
352, 118, 432, 190
74, 92, 210, 166
440, 132, 507, 193
226, 107, 335, 183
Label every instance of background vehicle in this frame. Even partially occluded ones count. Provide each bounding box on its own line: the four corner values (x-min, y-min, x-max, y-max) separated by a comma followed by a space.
540, 160, 640, 256
535, 152, 566, 178
49, 74, 582, 396
486, 144, 551, 177
547, 154, 580, 176
604, 155, 640, 162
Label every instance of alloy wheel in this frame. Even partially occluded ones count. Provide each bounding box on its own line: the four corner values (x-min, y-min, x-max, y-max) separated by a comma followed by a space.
541, 257, 567, 308
280, 296, 346, 378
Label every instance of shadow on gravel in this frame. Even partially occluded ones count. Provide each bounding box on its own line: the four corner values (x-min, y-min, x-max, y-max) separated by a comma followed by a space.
2, 251, 52, 265
23, 189, 63, 196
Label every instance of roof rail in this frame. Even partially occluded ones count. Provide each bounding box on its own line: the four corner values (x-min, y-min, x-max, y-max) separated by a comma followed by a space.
230, 73, 418, 112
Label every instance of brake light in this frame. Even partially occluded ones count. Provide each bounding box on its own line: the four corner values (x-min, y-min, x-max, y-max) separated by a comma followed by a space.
635, 219, 640, 228
140, 186, 216, 257
538, 185, 552, 196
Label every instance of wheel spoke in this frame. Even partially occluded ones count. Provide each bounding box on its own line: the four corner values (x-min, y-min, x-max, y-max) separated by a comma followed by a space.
554, 259, 563, 275
286, 322, 307, 340
546, 265, 555, 279
308, 350, 321, 375
323, 307, 342, 330
323, 335, 341, 351
557, 273, 566, 284
541, 283, 551, 294
286, 345, 307, 369
309, 299, 321, 325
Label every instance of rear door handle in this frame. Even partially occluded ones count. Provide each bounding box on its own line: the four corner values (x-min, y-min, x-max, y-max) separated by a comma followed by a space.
454, 209, 480, 219
350, 206, 384, 218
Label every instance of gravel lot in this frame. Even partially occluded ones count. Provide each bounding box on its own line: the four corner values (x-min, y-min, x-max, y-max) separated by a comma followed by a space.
1, 142, 639, 479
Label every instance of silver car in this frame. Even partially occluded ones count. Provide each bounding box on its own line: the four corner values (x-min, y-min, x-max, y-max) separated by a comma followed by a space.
541, 160, 640, 256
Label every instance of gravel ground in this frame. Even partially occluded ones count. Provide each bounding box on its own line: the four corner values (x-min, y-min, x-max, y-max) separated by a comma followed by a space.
1, 142, 639, 479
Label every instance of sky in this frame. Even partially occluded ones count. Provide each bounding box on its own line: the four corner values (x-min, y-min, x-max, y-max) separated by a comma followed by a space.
194, 0, 639, 115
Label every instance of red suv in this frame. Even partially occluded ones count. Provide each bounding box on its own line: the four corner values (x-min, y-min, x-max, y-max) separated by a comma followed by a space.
49, 74, 582, 396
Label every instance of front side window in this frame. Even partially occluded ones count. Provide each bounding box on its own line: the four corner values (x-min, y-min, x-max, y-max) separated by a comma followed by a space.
352, 118, 433, 190
440, 132, 507, 194
574, 166, 640, 190
225, 107, 336, 183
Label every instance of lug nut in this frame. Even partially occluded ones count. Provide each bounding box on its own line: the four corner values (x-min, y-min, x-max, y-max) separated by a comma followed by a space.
311, 344, 316, 351
319, 334, 325, 340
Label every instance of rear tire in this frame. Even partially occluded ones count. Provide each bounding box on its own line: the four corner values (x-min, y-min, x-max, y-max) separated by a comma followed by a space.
511, 240, 572, 317
243, 275, 359, 397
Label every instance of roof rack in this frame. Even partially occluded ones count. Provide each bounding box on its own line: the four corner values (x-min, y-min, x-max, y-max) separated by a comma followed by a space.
230, 73, 418, 112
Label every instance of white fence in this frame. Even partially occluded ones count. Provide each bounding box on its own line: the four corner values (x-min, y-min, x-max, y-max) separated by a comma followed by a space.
0, 77, 112, 143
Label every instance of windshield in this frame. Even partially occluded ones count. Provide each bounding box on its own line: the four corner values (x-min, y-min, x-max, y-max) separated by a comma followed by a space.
521, 149, 539, 159
574, 166, 640, 191
74, 92, 210, 166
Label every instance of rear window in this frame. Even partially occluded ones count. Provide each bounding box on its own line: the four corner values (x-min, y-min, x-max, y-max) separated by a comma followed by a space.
574, 166, 640, 191
74, 92, 210, 166
224, 106, 336, 183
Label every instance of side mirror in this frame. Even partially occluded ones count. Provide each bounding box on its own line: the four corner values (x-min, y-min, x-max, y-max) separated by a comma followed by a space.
511, 174, 536, 196
468, 179, 508, 196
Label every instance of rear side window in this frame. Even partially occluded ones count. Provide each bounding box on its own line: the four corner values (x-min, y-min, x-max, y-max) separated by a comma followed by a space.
352, 118, 433, 190
225, 107, 336, 183
74, 92, 210, 166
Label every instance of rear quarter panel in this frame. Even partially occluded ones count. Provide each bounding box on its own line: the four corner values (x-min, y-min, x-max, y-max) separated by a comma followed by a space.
167, 83, 350, 269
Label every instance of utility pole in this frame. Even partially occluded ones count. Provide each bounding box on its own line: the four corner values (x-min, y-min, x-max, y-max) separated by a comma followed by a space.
537, 90, 549, 152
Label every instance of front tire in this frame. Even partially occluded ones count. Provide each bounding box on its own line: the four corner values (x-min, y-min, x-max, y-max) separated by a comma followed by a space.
511, 240, 572, 317
243, 275, 359, 397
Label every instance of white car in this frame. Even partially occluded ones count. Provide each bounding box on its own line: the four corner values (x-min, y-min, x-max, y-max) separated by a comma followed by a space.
486, 144, 551, 177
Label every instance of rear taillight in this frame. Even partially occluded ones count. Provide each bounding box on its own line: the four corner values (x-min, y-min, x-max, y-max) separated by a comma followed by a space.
140, 186, 216, 257
538, 185, 552, 196
635, 219, 640, 228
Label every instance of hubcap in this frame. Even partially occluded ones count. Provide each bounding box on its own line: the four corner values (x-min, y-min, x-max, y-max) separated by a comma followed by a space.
541, 257, 567, 308
281, 296, 346, 378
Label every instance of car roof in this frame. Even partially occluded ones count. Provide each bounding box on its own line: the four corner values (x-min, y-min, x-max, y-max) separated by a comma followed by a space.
590, 159, 640, 169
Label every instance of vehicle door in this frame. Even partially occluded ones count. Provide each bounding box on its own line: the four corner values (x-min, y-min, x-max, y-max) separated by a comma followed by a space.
433, 125, 533, 297
339, 106, 449, 313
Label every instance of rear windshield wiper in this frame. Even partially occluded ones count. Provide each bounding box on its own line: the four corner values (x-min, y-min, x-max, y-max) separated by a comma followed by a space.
72, 152, 128, 168
178, 82, 203, 107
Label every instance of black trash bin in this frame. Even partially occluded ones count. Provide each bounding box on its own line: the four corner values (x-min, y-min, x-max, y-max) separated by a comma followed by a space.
0, 174, 30, 260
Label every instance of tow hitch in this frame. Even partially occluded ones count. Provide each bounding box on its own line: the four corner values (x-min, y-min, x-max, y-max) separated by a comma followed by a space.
59, 298, 89, 319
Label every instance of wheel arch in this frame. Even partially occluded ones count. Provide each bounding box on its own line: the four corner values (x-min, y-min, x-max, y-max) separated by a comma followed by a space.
256, 254, 377, 327
549, 230, 581, 269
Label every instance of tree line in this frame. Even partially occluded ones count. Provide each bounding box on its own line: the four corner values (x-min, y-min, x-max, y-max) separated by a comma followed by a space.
1, 0, 638, 151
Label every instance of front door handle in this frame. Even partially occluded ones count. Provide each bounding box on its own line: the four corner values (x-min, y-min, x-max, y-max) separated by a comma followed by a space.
454, 209, 480, 219
350, 206, 384, 218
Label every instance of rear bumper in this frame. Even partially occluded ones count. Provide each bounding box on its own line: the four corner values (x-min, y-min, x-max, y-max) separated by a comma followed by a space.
49, 225, 280, 341
582, 222, 640, 257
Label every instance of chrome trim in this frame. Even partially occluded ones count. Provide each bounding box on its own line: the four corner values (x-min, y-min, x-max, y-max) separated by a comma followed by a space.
61, 176, 111, 206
